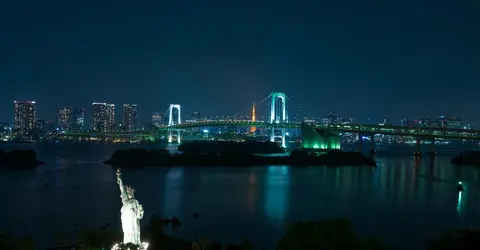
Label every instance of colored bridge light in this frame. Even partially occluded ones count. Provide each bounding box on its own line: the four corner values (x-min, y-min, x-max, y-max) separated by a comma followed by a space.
203, 129, 209, 133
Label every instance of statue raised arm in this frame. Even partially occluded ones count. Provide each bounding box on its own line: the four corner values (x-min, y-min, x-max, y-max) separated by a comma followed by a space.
117, 169, 127, 201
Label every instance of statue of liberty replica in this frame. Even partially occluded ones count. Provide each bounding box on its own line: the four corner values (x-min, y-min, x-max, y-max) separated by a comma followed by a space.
113, 169, 148, 250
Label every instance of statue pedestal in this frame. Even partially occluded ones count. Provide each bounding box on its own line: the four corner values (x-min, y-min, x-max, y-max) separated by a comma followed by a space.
111, 242, 149, 250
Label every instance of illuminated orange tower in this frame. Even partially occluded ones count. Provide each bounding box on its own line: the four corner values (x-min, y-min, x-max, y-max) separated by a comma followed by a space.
250, 103, 256, 133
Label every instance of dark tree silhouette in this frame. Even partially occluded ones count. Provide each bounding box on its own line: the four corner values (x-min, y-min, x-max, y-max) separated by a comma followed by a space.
427, 229, 480, 250
277, 218, 391, 250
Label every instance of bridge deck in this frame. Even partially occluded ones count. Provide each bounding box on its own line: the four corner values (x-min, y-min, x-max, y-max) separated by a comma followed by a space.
63, 121, 480, 140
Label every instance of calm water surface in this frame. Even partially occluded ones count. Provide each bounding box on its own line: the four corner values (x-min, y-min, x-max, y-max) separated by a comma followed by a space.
1, 143, 480, 249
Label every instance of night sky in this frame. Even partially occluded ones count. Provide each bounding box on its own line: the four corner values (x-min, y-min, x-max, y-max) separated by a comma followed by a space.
1, 1, 479, 125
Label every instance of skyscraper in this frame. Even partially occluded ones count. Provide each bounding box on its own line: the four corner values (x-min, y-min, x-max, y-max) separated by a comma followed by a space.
92, 103, 115, 132
105, 104, 115, 131
14, 101, 36, 135
122, 104, 138, 131
190, 112, 201, 121
92, 103, 107, 132
0, 123, 12, 139
151, 112, 162, 125
56, 106, 72, 131
73, 108, 85, 131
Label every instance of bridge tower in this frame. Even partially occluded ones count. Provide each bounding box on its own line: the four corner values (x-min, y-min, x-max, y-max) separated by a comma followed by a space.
269, 92, 288, 147
168, 104, 181, 143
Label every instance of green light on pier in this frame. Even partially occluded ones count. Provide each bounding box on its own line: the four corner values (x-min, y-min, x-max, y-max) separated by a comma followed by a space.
301, 123, 341, 150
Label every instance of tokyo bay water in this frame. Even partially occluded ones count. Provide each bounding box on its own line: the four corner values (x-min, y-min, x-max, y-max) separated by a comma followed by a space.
1, 143, 480, 249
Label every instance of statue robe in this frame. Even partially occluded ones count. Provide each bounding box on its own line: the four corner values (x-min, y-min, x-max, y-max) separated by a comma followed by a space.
120, 197, 144, 245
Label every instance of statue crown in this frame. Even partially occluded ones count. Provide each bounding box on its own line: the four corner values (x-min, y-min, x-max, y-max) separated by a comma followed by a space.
125, 185, 135, 196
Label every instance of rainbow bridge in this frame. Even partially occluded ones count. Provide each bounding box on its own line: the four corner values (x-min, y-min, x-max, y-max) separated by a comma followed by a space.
65, 120, 480, 141
63, 91, 480, 154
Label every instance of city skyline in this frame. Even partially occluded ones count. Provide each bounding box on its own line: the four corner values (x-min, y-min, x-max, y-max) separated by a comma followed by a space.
4, 98, 475, 130
1, 1, 479, 124
3, 91, 479, 127
3, 94, 476, 143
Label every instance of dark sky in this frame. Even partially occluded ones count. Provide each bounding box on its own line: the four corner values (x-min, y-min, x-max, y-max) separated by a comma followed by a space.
1, 0, 479, 125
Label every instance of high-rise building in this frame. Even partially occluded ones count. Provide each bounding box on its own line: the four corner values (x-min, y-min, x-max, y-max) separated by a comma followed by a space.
14, 101, 36, 135
35, 120, 45, 130
151, 112, 162, 125
401, 119, 418, 128
379, 116, 390, 126
73, 108, 85, 131
44, 121, 56, 133
56, 106, 72, 131
419, 118, 431, 128
122, 104, 138, 131
32, 119, 46, 138
92, 103, 107, 132
339, 116, 354, 125
105, 104, 115, 131
190, 112, 201, 121
320, 114, 338, 125
437, 116, 462, 129
92, 103, 115, 131
0, 123, 12, 139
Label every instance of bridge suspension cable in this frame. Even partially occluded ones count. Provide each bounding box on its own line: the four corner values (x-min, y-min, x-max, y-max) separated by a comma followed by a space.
229, 93, 272, 121
161, 107, 170, 124
285, 95, 308, 122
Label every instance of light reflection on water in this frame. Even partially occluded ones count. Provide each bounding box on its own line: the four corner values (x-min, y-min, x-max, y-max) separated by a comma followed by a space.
265, 166, 290, 226
163, 168, 184, 217
0, 143, 480, 249
245, 172, 257, 212
457, 191, 463, 215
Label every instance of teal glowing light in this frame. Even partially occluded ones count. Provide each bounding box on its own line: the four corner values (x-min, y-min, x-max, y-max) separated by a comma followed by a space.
300, 123, 341, 150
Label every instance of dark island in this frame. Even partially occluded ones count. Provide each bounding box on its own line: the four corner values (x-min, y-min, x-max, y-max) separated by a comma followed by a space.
0, 149, 44, 169
178, 140, 286, 154
451, 151, 480, 166
103, 144, 376, 168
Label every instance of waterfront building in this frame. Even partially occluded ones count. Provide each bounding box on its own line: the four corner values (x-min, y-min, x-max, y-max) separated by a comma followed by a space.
13, 101, 36, 136
122, 104, 138, 131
